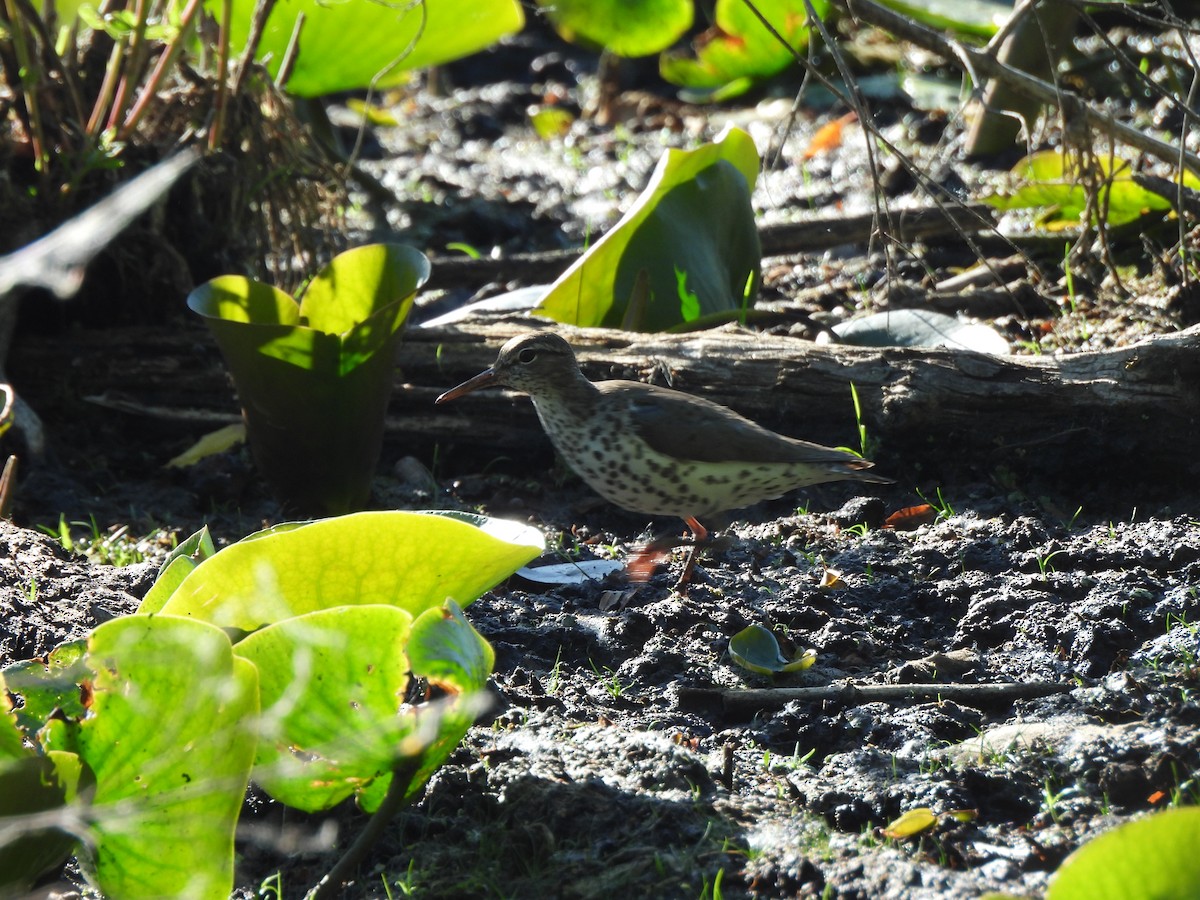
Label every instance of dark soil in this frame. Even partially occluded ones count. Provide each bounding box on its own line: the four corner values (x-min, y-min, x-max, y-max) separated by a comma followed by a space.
5, 22, 1200, 900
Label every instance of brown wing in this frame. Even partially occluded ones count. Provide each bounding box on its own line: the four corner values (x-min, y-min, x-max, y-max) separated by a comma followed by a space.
599, 382, 872, 467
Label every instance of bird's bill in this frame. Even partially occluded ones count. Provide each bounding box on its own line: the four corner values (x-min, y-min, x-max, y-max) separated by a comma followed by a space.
435, 368, 497, 404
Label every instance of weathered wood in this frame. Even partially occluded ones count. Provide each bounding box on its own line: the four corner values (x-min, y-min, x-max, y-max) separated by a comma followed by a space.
11, 319, 1200, 488
404, 320, 1200, 487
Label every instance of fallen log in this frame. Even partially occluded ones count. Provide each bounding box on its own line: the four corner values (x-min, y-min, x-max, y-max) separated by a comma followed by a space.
11, 319, 1200, 492
399, 320, 1200, 490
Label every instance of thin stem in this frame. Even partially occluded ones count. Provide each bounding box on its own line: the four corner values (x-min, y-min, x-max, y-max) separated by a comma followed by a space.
117, 0, 203, 141
86, 37, 126, 137
4, 0, 49, 171
208, 0, 232, 150
105, 0, 150, 132
305, 760, 422, 900
230, 0, 278, 96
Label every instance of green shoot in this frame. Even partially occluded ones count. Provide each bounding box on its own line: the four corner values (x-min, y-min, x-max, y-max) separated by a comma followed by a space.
915, 486, 955, 520
445, 242, 482, 259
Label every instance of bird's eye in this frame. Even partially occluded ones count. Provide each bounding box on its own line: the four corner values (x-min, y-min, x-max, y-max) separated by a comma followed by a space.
517, 348, 538, 364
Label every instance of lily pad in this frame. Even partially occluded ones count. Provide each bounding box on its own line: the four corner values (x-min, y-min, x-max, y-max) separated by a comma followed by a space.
216, 0, 525, 98
537, 0, 692, 57
235, 604, 419, 812
1047, 806, 1200, 900
72, 615, 258, 899
150, 511, 544, 631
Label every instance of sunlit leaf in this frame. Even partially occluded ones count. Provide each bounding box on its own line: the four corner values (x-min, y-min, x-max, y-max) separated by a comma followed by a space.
235, 605, 418, 812
164, 424, 246, 469
1048, 807, 1200, 900
139, 526, 219, 615
535, 127, 760, 331
72, 616, 258, 898
984, 149, 1179, 229
152, 511, 543, 631
883, 807, 940, 839
661, 0, 828, 101
216, 0, 525, 97
876, 0, 1003, 40
537, 0, 692, 57
729, 625, 816, 675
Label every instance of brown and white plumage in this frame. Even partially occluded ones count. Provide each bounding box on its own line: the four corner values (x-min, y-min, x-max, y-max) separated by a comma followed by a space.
437, 332, 891, 537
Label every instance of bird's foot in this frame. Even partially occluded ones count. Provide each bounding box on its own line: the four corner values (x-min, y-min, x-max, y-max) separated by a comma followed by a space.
625, 528, 730, 586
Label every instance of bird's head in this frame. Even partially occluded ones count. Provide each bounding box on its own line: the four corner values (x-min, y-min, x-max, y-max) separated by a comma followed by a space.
436, 332, 580, 403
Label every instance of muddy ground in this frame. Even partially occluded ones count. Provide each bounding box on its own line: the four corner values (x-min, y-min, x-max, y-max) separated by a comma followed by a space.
5, 21, 1200, 900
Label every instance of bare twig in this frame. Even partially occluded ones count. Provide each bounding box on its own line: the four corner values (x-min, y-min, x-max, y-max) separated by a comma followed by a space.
231, 0, 278, 95
739, 0, 1039, 288
834, 0, 1200, 175
681, 680, 1076, 714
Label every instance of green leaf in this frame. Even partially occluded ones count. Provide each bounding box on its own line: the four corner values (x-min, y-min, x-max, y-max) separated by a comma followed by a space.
883, 807, 941, 839
236, 601, 493, 814
299, 244, 427, 368
188, 244, 428, 377
0, 677, 24, 758
728, 625, 816, 675
661, 0, 828, 100
235, 605, 417, 812
187, 244, 429, 514
536, 0, 692, 57
407, 599, 494, 693
983, 149, 1177, 228
140, 526, 217, 615
73, 615, 258, 899
152, 511, 544, 631
535, 128, 760, 331
0, 755, 83, 894
1048, 807, 1200, 900
368, 600, 494, 811
215, 0, 525, 97
876, 0, 1002, 41
2, 640, 90, 735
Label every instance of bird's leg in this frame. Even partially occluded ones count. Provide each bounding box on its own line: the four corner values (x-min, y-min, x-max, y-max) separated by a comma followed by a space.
626, 518, 706, 583
626, 518, 726, 586
626, 526, 686, 582
675, 517, 709, 586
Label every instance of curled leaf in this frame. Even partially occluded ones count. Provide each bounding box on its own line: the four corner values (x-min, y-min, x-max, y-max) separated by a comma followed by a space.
884, 504, 938, 530
729, 625, 816, 675
819, 567, 847, 590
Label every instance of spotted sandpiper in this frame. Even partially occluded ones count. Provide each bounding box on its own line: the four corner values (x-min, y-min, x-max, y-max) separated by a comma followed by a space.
437, 332, 892, 575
